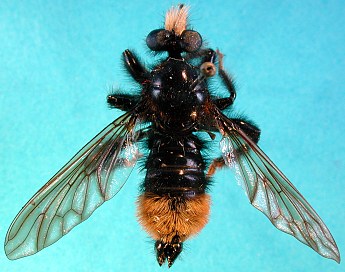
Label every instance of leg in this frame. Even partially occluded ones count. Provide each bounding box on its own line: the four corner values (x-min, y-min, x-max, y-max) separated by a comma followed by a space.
109, 50, 148, 111
206, 157, 225, 178
187, 48, 236, 110
185, 48, 216, 63
201, 48, 217, 63
232, 118, 261, 143
213, 49, 236, 110
123, 49, 150, 84
107, 93, 140, 111
188, 49, 218, 89
198, 113, 260, 144
206, 119, 260, 178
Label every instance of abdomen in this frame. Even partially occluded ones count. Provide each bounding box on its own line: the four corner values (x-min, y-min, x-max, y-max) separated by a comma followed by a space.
137, 134, 211, 245
143, 134, 208, 195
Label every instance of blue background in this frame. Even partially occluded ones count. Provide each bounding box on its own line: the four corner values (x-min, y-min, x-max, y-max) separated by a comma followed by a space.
1, 1, 344, 271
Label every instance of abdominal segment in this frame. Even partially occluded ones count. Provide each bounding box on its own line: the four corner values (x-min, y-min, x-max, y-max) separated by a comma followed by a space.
137, 192, 210, 243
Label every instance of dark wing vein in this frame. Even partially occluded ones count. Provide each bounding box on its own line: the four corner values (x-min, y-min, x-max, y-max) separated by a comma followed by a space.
5, 111, 141, 260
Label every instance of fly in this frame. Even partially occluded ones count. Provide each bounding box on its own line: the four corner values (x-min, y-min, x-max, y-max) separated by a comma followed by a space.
5, 4, 340, 268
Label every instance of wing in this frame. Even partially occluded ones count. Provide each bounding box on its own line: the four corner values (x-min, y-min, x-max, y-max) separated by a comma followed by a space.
5, 111, 142, 260
216, 111, 340, 263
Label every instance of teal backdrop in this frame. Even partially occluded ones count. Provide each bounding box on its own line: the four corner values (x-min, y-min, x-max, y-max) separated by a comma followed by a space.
1, 1, 344, 271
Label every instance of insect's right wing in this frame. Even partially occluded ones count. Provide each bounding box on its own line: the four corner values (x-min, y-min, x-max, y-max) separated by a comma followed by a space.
215, 110, 340, 263
5, 111, 142, 260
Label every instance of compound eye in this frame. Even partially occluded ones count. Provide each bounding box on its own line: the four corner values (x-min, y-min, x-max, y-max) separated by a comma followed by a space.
181, 30, 202, 52
146, 29, 171, 51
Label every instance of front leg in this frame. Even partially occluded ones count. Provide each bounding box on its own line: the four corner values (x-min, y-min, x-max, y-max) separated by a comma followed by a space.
185, 48, 216, 63
213, 49, 236, 110
123, 49, 150, 84
109, 50, 150, 111
186, 49, 236, 110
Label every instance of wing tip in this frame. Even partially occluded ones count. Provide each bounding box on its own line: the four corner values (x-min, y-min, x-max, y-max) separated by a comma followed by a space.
331, 251, 341, 264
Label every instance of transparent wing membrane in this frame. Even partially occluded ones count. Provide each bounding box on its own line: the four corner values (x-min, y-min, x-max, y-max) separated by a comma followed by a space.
216, 112, 340, 263
5, 112, 141, 260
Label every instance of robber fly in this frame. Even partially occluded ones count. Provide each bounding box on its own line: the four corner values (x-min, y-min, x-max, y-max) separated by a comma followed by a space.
5, 4, 340, 268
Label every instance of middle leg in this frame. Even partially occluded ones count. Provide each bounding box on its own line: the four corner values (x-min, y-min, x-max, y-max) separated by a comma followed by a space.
107, 93, 140, 111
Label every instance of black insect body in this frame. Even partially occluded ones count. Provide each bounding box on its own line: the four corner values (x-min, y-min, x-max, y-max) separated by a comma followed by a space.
5, 5, 340, 268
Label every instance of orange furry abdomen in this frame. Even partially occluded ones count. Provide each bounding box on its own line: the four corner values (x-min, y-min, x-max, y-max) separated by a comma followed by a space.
136, 192, 211, 243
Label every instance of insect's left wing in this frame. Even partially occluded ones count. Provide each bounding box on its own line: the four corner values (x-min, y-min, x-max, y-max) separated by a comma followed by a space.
5, 111, 142, 260
215, 111, 340, 263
